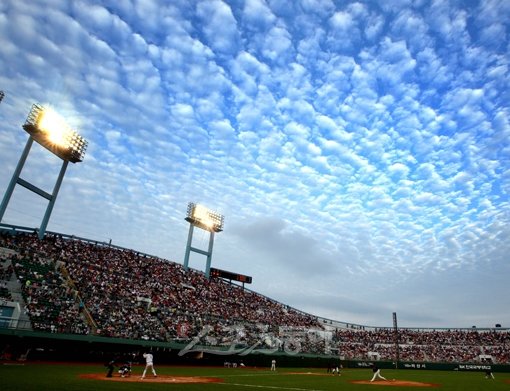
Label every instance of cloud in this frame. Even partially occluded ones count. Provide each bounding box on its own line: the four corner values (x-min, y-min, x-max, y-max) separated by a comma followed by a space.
233, 217, 339, 278
242, 0, 276, 31
1, 0, 509, 329
327, 9, 362, 52
261, 25, 293, 63
197, 0, 240, 55
388, 162, 410, 178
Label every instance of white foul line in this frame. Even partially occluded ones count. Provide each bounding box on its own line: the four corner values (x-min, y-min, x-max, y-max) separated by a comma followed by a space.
219, 383, 324, 391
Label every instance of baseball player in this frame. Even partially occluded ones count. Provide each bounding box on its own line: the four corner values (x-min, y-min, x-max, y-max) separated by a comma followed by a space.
370, 364, 387, 382
105, 358, 115, 378
141, 352, 157, 379
118, 361, 132, 378
332, 364, 341, 375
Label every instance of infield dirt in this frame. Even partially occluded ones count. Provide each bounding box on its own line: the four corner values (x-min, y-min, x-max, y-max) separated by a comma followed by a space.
79, 373, 223, 384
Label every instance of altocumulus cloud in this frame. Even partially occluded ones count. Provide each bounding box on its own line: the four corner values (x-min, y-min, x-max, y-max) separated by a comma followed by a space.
0, 0, 509, 328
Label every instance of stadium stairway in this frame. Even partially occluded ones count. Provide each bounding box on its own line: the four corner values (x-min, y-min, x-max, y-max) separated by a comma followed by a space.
1, 247, 33, 330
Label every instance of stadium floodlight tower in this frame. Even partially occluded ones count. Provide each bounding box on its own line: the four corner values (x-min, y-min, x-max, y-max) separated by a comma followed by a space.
0, 104, 88, 239
183, 202, 224, 279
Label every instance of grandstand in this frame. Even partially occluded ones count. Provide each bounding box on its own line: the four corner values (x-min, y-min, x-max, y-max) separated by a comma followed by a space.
0, 224, 509, 370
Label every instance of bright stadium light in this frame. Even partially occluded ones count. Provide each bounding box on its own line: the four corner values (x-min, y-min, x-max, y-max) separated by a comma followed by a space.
23, 104, 88, 163
185, 202, 224, 233
0, 104, 88, 239
183, 202, 225, 278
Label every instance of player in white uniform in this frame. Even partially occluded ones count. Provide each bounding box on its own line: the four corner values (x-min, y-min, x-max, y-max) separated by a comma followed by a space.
271, 359, 276, 371
141, 353, 157, 379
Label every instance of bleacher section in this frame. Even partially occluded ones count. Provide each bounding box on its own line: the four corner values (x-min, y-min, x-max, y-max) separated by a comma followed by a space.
332, 328, 509, 364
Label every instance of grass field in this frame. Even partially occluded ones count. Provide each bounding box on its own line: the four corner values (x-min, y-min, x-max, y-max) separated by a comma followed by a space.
1, 363, 508, 391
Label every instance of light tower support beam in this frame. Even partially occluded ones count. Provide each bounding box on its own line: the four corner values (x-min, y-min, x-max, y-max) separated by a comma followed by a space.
183, 223, 195, 271
0, 137, 34, 222
39, 159, 68, 239
17, 178, 52, 200
183, 227, 216, 279
0, 135, 70, 239
205, 231, 215, 279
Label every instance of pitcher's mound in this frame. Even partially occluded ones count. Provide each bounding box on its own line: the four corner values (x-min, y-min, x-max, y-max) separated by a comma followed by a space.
80, 373, 223, 383
351, 380, 438, 387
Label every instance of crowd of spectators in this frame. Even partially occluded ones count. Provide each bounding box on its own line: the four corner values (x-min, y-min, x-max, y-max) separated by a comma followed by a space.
0, 263, 13, 301
0, 232, 319, 342
1, 231, 509, 364
2, 242, 90, 335
332, 328, 510, 364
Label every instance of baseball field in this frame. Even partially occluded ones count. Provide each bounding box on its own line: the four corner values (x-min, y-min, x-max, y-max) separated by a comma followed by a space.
1, 363, 509, 391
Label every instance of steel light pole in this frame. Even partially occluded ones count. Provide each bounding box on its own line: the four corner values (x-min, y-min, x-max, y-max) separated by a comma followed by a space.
183, 202, 224, 278
0, 104, 88, 239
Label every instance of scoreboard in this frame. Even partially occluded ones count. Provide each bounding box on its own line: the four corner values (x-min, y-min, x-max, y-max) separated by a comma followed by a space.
210, 267, 252, 284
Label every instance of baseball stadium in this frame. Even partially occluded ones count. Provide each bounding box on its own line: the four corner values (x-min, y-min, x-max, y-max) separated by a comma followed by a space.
0, 224, 509, 390
1, 0, 510, 390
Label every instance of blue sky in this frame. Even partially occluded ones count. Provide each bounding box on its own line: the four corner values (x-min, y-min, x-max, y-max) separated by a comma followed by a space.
0, 0, 509, 328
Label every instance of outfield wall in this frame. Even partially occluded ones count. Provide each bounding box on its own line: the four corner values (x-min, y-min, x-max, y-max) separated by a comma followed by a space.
348, 360, 510, 373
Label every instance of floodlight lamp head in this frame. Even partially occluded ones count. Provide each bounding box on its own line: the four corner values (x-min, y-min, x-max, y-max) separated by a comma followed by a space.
185, 202, 224, 232
22, 104, 88, 163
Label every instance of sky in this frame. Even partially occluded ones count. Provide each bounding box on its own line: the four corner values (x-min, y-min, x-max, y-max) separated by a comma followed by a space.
0, 0, 509, 329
